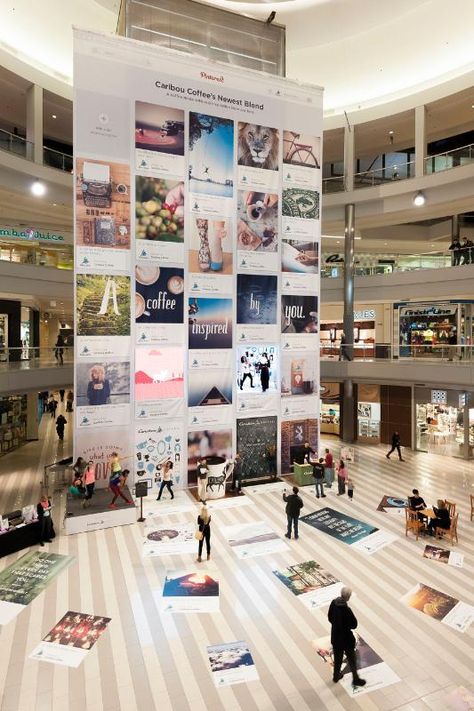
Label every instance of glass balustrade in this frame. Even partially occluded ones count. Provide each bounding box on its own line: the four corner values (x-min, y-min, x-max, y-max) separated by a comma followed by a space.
0, 127, 72, 173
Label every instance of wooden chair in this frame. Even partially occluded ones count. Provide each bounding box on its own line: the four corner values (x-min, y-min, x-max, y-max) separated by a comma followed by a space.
436, 513, 459, 545
444, 500, 456, 517
470, 494, 474, 522
405, 508, 423, 540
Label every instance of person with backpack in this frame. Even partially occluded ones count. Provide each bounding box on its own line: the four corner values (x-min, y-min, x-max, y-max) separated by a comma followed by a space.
283, 486, 304, 540
312, 457, 326, 499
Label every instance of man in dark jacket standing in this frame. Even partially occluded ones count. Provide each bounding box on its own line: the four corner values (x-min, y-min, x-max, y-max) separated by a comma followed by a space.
386, 431, 404, 461
312, 457, 326, 499
283, 486, 303, 539
328, 587, 366, 686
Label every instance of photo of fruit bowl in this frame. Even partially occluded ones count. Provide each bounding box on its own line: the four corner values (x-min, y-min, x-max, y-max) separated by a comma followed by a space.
135, 176, 185, 243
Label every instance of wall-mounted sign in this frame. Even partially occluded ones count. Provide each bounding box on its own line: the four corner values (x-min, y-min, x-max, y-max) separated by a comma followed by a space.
354, 309, 375, 320
400, 305, 457, 317
431, 390, 447, 405
0, 226, 69, 243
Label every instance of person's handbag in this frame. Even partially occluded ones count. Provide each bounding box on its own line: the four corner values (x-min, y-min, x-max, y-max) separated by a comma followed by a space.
195, 529, 203, 541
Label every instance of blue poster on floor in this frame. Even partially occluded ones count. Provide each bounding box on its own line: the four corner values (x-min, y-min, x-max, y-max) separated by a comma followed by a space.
300, 507, 378, 544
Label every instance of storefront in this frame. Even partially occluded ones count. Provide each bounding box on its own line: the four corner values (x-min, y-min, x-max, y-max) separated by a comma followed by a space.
357, 384, 381, 443
415, 387, 473, 459
0, 395, 27, 456
320, 382, 341, 436
0, 225, 73, 270
395, 301, 474, 358
0, 300, 39, 361
320, 306, 385, 359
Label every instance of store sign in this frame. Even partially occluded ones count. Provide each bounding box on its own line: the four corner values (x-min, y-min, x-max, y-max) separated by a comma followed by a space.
431, 390, 447, 405
0, 226, 67, 243
354, 309, 375, 320
400, 305, 457, 317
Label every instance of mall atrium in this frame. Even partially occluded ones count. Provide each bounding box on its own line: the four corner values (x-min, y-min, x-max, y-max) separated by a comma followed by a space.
0, 1, 473, 710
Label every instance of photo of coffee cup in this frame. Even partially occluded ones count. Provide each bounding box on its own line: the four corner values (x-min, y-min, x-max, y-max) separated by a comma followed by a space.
246, 201, 264, 221
167, 275, 184, 295
135, 292, 146, 318
136, 265, 160, 285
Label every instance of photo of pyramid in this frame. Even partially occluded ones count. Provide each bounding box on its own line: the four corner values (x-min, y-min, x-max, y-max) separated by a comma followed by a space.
188, 368, 232, 408
198, 386, 231, 406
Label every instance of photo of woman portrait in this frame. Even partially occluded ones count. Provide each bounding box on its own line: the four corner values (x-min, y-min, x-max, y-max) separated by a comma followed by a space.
87, 365, 111, 406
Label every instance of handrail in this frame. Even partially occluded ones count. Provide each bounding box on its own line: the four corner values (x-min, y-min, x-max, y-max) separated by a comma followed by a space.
0, 346, 74, 366
0, 126, 72, 173
425, 141, 474, 162
320, 342, 474, 363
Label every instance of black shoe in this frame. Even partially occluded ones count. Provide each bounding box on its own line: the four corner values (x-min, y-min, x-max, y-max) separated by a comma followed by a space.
285, 533, 291, 539
386, 454, 390, 459
40, 541, 44, 547
400, 459, 405, 462
316, 495, 320, 498
353, 678, 366, 687
295, 535, 299, 539
46, 539, 52, 543
156, 497, 161, 501
333, 674, 344, 683
322, 494, 327, 497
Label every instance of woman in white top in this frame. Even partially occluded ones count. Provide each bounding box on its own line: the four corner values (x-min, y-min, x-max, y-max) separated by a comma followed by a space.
157, 461, 174, 501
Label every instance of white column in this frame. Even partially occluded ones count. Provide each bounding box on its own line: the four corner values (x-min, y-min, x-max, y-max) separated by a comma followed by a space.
343, 125, 355, 192
26, 392, 39, 440
415, 105, 427, 178
26, 84, 43, 164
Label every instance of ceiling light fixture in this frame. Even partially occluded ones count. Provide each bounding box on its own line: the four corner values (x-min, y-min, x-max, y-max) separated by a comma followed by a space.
52, 114, 57, 119
413, 191, 425, 206
31, 180, 46, 197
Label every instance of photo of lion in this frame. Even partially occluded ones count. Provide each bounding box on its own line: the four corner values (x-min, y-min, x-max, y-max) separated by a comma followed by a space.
238, 123, 279, 171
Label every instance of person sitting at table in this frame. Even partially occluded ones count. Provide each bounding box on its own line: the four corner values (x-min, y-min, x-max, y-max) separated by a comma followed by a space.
428, 499, 451, 535
409, 489, 427, 522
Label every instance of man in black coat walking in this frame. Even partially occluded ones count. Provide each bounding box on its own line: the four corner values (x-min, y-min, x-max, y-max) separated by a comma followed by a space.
386, 431, 404, 461
283, 486, 303, 539
328, 587, 366, 686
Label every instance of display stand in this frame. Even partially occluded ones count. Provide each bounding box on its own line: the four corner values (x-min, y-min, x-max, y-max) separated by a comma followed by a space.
64, 487, 136, 535
135, 481, 147, 522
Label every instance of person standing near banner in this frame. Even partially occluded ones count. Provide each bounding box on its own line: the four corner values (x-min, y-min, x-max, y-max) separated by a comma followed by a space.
37, 495, 54, 546
83, 460, 96, 508
336, 459, 348, 496
156, 461, 175, 501
324, 448, 335, 488
196, 505, 211, 562
312, 457, 326, 499
196, 458, 209, 502
283, 486, 304, 539
328, 587, 366, 687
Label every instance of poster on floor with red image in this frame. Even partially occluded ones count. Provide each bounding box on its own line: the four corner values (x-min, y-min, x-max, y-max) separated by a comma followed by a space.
74, 29, 322, 488
29, 611, 111, 667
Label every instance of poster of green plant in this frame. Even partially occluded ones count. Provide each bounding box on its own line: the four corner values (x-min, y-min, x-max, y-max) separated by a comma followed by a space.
76, 274, 131, 336
0, 551, 75, 625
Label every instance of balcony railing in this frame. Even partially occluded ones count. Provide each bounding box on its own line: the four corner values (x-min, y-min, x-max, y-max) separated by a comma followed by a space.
321, 251, 454, 278
0, 127, 72, 173
425, 143, 474, 174
0, 346, 73, 368
321, 343, 474, 363
322, 175, 345, 194
353, 160, 415, 189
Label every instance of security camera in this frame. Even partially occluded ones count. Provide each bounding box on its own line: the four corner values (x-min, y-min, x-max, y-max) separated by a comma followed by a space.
266, 11, 276, 23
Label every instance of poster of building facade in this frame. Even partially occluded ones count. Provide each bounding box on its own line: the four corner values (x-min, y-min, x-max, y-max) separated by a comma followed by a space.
74, 29, 322, 488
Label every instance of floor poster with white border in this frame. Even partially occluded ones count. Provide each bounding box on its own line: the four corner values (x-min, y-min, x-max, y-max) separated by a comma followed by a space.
160, 569, 220, 613
207, 640, 259, 688
273, 560, 343, 609
29, 611, 111, 667
221, 520, 289, 558
401, 583, 474, 632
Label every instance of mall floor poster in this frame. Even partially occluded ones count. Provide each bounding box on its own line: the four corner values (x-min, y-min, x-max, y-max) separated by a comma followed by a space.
29, 612, 111, 668
423, 545, 464, 568
0, 552, 75, 625
313, 634, 400, 697
445, 686, 474, 710
300, 508, 377, 545
377, 495, 407, 515
221, 520, 289, 559
142, 521, 195, 557
401, 583, 474, 632
160, 570, 220, 613
273, 561, 343, 609
207, 641, 259, 688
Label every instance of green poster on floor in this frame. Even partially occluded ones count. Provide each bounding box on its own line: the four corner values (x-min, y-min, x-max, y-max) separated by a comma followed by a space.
0, 551, 74, 625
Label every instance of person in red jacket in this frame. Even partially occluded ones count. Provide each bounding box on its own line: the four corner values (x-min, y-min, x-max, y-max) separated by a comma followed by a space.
328, 587, 366, 687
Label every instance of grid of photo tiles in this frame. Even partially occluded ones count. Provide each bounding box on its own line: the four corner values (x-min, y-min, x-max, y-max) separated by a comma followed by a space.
74, 73, 322, 493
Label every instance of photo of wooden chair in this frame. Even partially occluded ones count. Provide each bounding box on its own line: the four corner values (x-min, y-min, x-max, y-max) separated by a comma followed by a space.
436, 513, 459, 545
405, 508, 423, 540
444, 500, 456, 518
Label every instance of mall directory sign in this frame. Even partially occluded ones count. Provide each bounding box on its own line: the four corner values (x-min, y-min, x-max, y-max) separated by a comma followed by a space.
73, 29, 322, 492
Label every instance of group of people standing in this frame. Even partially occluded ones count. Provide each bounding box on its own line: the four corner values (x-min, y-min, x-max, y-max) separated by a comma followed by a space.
449, 236, 474, 265
71, 452, 132, 509
238, 352, 272, 392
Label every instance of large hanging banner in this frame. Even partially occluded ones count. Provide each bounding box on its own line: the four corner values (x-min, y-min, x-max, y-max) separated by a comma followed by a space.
73, 30, 322, 493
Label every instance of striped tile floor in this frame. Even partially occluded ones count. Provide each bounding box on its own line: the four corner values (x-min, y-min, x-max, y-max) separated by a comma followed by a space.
0, 409, 473, 711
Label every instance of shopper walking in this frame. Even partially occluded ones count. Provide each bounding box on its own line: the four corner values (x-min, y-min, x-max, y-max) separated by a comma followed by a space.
37, 495, 54, 546
156, 461, 175, 501
283, 486, 304, 539
59, 389, 65, 402
196, 505, 211, 562
328, 587, 366, 687
66, 390, 74, 412
312, 457, 326, 499
83, 460, 96, 507
55, 414, 67, 440
347, 477, 354, 500
386, 431, 404, 461
55, 333, 64, 365
109, 467, 132, 507
336, 460, 348, 496
196, 458, 209, 502
324, 448, 335, 488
